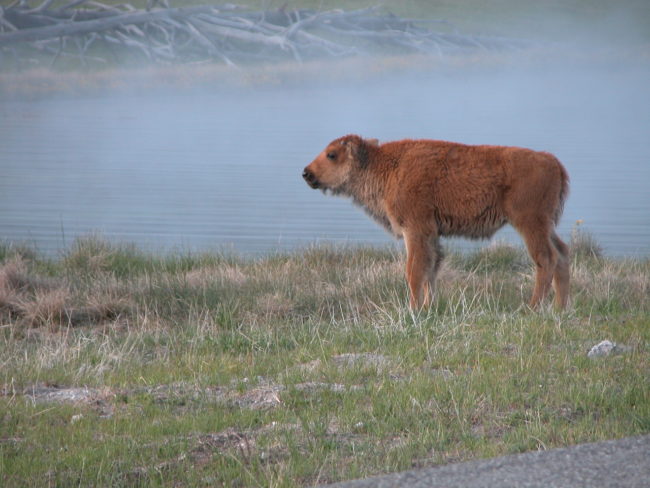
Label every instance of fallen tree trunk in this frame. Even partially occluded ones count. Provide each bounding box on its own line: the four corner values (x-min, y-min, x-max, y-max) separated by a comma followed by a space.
0, 6, 215, 45
0, 1, 535, 69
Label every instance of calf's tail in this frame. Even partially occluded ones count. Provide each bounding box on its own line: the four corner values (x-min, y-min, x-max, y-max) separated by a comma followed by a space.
554, 162, 570, 226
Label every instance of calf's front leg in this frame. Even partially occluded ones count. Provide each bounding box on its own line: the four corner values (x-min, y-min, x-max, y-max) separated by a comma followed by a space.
404, 231, 438, 309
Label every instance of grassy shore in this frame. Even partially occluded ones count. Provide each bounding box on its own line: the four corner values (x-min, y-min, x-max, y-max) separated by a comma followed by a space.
0, 233, 648, 486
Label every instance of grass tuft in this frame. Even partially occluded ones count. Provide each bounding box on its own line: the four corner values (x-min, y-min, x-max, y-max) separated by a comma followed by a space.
460, 241, 530, 273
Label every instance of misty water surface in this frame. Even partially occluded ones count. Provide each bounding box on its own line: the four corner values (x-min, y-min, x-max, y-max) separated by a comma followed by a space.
1, 65, 649, 256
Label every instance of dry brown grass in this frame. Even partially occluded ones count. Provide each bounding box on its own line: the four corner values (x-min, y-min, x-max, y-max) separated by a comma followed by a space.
20, 287, 72, 328
0, 253, 133, 331
184, 265, 248, 288
0, 258, 25, 317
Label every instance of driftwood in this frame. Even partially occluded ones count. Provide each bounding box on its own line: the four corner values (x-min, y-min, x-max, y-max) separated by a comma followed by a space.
0, 1, 533, 68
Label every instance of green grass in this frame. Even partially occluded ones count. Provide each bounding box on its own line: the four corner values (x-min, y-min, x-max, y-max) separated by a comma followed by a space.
1, 234, 649, 486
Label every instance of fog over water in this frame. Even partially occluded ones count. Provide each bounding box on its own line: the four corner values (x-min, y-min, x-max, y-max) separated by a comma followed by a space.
1, 61, 649, 256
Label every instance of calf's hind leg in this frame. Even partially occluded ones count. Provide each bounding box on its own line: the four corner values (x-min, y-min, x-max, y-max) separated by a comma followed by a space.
551, 231, 570, 309
518, 222, 558, 308
423, 238, 444, 307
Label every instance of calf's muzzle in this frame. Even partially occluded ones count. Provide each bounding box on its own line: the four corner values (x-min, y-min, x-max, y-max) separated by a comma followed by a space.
302, 168, 320, 189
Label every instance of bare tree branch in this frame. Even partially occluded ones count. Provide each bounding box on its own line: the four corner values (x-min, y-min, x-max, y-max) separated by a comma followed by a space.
0, 1, 535, 68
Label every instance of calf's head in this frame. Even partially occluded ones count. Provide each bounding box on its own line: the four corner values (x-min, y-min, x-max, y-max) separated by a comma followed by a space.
302, 135, 378, 192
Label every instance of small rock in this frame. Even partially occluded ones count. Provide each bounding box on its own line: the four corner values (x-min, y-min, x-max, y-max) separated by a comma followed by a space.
588, 340, 616, 358
587, 340, 631, 358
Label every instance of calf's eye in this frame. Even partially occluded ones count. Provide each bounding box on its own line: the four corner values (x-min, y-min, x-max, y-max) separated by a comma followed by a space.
326, 152, 336, 160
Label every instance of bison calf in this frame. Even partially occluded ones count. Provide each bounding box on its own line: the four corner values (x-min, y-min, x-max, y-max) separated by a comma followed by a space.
303, 135, 570, 310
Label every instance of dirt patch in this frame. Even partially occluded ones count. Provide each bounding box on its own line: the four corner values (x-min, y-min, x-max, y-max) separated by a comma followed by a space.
24, 384, 100, 403
13, 373, 368, 420
137, 383, 228, 406
22, 383, 115, 417
230, 385, 284, 410
190, 428, 257, 467
129, 381, 286, 410
293, 382, 360, 393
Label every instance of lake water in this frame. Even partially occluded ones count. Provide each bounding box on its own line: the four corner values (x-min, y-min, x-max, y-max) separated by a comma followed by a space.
1, 63, 649, 257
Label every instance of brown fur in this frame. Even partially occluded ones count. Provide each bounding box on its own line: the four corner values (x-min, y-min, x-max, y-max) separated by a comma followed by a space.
303, 135, 570, 310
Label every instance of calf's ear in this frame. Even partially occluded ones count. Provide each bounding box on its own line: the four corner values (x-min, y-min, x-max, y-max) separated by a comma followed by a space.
366, 138, 379, 147
343, 136, 370, 169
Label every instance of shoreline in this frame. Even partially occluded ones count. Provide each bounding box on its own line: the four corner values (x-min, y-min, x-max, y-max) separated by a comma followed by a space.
2, 45, 649, 101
